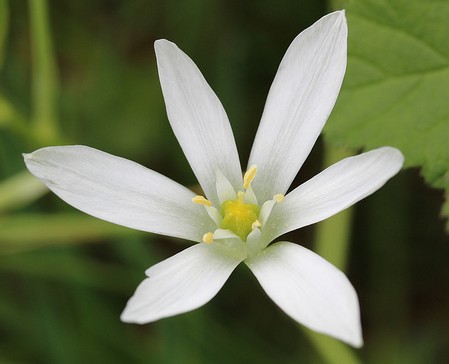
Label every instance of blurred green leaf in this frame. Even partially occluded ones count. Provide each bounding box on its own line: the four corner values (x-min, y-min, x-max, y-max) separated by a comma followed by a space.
0, 94, 35, 145
0, 94, 17, 128
0, 213, 139, 253
0, 170, 48, 212
304, 327, 361, 364
0, 249, 133, 293
325, 0, 449, 229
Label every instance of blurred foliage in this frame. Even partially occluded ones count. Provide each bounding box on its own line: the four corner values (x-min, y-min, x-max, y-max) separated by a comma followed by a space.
0, 0, 448, 363
326, 0, 449, 229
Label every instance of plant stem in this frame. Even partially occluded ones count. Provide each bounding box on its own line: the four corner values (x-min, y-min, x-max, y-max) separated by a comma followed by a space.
303, 142, 361, 364
314, 144, 354, 271
0, 0, 9, 71
29, 0, 59, 144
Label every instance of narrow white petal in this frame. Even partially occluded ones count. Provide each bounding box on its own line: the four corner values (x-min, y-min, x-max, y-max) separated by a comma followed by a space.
259, 199, 276, 226
265, 147, 404, 240
246, 228, 263, 257
216, 170, 237, 205
248, 11, 348, 202
246, 241, 363, 347
243, 185, 258, 205
24, 146, 215, 242
121, 243, 242, 323
213, 229, 241, 240
155, 40, 242, 204
204, 206, 222, 226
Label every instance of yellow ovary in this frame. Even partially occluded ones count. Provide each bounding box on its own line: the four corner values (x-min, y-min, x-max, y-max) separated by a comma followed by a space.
220, 191, 260, 241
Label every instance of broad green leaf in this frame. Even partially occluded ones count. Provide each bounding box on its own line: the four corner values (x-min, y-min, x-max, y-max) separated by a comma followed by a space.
325, 0, 449, 228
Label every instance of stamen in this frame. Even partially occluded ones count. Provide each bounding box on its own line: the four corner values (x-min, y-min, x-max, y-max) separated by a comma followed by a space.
243, 165, 257, 189
237, 191, 245, 203
273, 193, 285, 203
192, 195, 212, 206
251, 219, 261, 230
202, 232, 214, 244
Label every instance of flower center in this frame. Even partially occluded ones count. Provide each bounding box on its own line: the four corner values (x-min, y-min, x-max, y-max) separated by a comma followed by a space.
192, 165, 284, 251
220, 191, 259, 241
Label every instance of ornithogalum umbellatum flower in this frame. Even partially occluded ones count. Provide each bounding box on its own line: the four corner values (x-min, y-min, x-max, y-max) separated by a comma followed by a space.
24, 11, 404, 347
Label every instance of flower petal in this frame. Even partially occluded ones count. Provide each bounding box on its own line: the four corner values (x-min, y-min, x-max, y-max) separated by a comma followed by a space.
246, 241, 363, 347
121, 243, 242, 323
248, 11, 348, 202
265, 147, 404, 241
155, 40, 242, 204
24, 145, 215, 242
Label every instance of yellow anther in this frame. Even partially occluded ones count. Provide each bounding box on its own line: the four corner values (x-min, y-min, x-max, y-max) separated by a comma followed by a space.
251, 219, 261, 230
192, 195, 212, 207
243, 165, 257, 189
273, 193, 285, 203
202, 232, 214, 244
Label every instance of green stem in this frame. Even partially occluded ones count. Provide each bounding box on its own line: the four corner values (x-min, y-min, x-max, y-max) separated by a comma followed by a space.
0, 170, 48, 213
314, 144, 354, 271
329, 0, 348, 11
29, 0, 59, 144
302, 142, 361, 364
0, 0, 8, 71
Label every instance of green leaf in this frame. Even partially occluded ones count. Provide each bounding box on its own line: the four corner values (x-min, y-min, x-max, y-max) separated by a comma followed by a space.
325, 0, 449, 228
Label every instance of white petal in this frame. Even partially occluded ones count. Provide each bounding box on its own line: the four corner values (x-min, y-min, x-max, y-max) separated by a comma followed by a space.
121, 243, 242, 323
204, 206, 222, 226
155, 40, 242, 205
248, 11, 348, 202
265, 147, 404, 240
216, 170, 237, 205
24, 146, 215, 242
246, 228, 263, 257
212, 229, 240, 240
246, 241, 363, 347
243, 185, 258, 205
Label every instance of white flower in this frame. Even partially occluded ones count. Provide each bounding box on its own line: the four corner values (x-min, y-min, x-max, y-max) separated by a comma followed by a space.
23, 11, 403, 348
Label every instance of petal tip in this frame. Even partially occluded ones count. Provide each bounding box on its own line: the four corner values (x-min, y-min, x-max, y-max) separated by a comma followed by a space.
323, 9, 348, 38
324, 9, 346, 21
352, 336, 364, 349
120, 308, 140, 324
154, 39, 177, 54
380, 146, 405, 168
120, 296, 153, 325
342, 320, 364, 348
